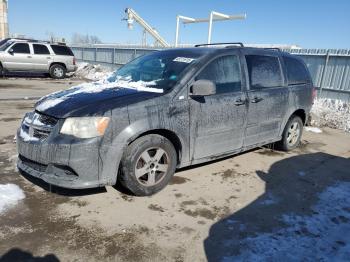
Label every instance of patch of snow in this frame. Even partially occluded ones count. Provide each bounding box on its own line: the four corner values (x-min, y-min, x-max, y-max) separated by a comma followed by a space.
36, 98, 66, 112
311, 98, 350, 133
224, 182, 350, 261
71, 62, 113, 81
305, 127, 323, 133
36, 77, 163, 111
0, 184, 25, 213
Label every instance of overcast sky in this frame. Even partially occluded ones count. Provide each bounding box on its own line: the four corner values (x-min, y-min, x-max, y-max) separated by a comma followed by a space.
8, 0, 350, 48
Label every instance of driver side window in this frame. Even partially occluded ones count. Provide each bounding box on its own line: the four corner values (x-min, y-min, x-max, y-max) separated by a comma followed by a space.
197, 55, 242, 94
11, 43, 30, 54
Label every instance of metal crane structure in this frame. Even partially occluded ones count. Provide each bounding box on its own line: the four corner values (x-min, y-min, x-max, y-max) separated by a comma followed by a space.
0, 0, 9, 39
124, 8, 170, 47
175, 11, 246, 47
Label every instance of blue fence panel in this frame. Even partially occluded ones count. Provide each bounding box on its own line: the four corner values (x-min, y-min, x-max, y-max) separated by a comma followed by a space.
96, 48, 113, 64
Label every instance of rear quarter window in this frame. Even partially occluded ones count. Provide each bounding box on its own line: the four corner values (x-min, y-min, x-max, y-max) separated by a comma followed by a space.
246, 55, 283, 89
284, 56, 310, 86
50, 45, 74, 56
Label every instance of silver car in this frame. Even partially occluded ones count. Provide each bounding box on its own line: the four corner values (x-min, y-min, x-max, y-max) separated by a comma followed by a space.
0, 40, 77, 79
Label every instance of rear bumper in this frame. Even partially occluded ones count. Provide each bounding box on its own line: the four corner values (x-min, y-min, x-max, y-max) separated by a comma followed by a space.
67, 65, 78, 73
16, 128, 104, 189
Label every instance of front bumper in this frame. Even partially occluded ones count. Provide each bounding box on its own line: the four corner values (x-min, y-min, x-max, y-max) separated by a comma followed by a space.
16, 126, 104, 189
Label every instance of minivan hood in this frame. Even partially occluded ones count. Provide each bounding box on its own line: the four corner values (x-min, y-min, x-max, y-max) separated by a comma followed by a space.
35, 81, 164, 118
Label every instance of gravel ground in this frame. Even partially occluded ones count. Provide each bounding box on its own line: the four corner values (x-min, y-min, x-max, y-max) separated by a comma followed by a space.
0, 77, 349, 262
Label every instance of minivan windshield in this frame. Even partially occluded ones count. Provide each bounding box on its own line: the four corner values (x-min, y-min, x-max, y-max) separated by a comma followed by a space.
107, 50, 204, 90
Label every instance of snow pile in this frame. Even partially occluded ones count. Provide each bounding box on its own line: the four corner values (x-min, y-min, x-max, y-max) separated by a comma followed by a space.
0, 184, 25, 213
72, 62, 113, 81
36, 77, 162, 112
305, 127, 323, 133
310, 98, 350, 132
224, 182, 350, 261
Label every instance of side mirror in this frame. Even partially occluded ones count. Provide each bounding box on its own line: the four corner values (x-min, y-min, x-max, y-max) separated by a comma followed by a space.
190, 79, 216, 97
8, 49, 14, 55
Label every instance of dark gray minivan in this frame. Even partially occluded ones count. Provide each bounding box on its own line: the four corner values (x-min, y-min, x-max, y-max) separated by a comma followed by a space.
17, 43, 315, 195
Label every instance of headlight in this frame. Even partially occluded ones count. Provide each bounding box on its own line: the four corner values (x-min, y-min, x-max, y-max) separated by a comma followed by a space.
60, 117, 110, 138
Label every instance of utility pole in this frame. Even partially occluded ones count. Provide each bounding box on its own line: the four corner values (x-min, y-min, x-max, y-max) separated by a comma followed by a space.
0, 0, 9, 39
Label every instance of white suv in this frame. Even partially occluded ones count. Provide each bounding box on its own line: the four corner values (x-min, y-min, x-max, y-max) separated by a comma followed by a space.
0, 40, 77, 79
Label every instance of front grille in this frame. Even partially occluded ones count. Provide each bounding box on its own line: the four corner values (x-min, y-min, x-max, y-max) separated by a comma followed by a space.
33, 129, 51, 139
21, 112, 58, 141
19, 155, 47, 173
37, 113, 58, 127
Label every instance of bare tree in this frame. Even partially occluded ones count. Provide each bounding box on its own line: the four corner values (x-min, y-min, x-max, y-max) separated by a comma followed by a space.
71, 33, 102, 44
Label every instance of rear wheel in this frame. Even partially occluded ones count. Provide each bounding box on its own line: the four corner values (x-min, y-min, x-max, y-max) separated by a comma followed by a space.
276, 115, 303, 151
49, 64, 66, 79
118, 134, 177, 196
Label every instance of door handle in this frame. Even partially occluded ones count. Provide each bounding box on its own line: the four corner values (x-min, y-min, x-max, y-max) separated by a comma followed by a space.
234, 98, 246, 106
251, 97, 263, 103
27, 56, 32, 58
46, 57, 51, 59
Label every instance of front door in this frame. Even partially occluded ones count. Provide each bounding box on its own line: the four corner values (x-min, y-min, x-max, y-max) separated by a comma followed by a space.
3, 43, 33, 71
242, 51, 289, 146
189, 53, 248, 160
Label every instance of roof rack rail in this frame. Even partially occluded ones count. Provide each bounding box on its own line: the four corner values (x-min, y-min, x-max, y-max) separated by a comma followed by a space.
195, 42, 244, 47
52, 42, 67, 46
263, 47, 281, 51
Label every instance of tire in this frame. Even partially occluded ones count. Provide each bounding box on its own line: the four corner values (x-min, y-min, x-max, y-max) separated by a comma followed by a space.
276, 115, 303, 151
49, 64, 66, 79
118, 134, 177, 196
0, 64, 4, 78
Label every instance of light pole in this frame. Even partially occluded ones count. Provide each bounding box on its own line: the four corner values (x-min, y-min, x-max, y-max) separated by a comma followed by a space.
176, 10, 246, 46
175, 15, 195, 47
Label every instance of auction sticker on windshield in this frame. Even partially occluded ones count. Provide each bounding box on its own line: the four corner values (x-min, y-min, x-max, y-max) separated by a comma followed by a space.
173, 57, 196, 63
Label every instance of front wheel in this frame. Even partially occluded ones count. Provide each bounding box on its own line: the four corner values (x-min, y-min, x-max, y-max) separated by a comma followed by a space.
276, 115, 303, 151
118, 134, 177, 196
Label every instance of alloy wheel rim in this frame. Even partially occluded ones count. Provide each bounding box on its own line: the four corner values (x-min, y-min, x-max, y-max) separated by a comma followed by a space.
134, 147, 170, 187
287, 121, 300, 146
54, 68, 63, 77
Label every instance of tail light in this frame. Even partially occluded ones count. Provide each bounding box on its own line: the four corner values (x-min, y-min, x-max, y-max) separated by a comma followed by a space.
311, 87, 317, 103
73, 57, 76, 66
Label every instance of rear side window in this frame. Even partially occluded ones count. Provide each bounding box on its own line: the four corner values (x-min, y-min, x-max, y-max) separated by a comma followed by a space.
33, 44, 50, 55
284, 56, 310, 85
50, 45, 74, 56
12, 43, 30, 54
246, 55, 283, 89
197, 55, 242, 94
